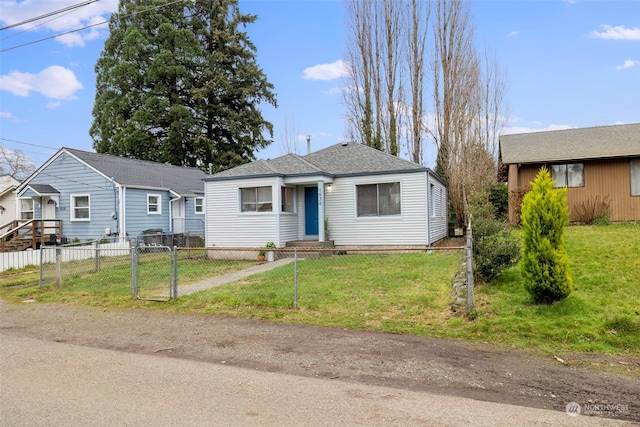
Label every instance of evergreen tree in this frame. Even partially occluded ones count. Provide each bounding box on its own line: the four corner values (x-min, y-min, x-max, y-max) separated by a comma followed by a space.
520, 168, 572, 304
90, 0, 276, 170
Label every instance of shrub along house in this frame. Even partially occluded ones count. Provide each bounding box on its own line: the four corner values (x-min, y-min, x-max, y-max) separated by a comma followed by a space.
9, 148, 207, 249
499, 123, 640, 223
204, 142, 448, 248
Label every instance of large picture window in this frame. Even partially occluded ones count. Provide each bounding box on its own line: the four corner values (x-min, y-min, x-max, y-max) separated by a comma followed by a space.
551, 163, 584, 188
71, 194, 90, 221
241, 186, 272, 212
357, 182, 401, 217
20, 198, 34, 220
631, 159, 640, 196
147, 194, 161, 214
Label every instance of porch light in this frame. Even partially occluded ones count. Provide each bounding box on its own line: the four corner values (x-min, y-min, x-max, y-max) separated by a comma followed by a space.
326, 183, 333, 192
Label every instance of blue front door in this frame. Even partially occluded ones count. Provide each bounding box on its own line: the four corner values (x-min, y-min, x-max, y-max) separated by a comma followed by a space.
304, 187, 319, 236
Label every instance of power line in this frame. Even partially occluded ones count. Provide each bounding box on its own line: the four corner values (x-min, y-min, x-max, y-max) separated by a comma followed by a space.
0, 0, 188, 54
0, 0, 99, 32
0, 137, 59, 151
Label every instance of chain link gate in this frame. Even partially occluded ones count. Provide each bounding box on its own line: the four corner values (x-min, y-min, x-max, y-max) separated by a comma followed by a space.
132, 240, 177, 301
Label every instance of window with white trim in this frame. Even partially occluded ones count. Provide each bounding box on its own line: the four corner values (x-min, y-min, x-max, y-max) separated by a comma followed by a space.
551, 163, 584, 188
281, 187, 294, 212
195, 197, 204, 214
147, 194, 161, 214
71, 195, 90, 221
20, 198, 34, 220
357, 182, 401, 217
631, 159, 640, 196
429, 183, 436, 217
240, 186, 272, 212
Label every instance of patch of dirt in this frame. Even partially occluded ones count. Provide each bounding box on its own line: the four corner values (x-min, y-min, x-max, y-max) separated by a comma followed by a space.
0, 301, 638, 422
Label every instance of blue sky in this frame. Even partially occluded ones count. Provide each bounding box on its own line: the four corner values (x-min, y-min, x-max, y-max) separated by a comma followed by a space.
1, 0, 639, 171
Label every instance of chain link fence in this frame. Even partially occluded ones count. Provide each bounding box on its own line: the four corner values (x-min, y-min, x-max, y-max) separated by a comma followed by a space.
36, 237, 471, 311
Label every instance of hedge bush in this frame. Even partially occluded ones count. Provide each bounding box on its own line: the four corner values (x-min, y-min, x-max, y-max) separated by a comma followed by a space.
520, 168, 572, 304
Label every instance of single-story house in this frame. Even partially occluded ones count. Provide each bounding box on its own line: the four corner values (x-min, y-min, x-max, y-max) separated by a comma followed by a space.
499, 123, 640, 223
0, 174, 20, 227
204, 142, 448, 248
13, 148, 208, 242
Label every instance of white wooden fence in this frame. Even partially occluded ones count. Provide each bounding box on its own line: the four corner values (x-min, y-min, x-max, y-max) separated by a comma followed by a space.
1, 241, 131, 273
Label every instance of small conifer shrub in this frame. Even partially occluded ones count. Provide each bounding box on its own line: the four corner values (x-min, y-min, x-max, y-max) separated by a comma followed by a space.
520, 168, 572, 304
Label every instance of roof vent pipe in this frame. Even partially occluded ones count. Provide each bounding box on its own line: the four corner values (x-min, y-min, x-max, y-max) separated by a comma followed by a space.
306, 135, 311, 154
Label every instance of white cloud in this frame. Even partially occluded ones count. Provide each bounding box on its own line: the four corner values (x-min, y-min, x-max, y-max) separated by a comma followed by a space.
322, 87, 346, 96
0, 0, 118, 47
502, 124, 575, 135
0, 66, 83, 100
0, 110, 24, 122
302, 60, 348, 81
589, 25, 640, 40
616, 59, 640, 70
508, 31, 518, 37
47, 101, 62, 109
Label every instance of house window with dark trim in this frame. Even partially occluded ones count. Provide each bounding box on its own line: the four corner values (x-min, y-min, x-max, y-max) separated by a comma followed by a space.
281, 187, 294, 212
195, 197, 204, 214
429, 183, 436, 217
357, 182, 401, 217
147, 194, 161, 215
551, 163, 584, 188
71, 194, 90, 221
20, 198, 33, 220
631, 159, 640, 196
241, 186, 272, 212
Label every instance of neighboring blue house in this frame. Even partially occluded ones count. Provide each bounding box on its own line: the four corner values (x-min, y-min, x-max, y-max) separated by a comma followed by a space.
204, 142, 448, 248
14, 148, 207, 241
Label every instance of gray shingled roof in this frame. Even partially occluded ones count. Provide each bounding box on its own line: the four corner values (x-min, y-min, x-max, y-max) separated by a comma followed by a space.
207, 142, 427, 180
65, 148, 206, 196
499, 123, 640, 164
28, 184, 59, 194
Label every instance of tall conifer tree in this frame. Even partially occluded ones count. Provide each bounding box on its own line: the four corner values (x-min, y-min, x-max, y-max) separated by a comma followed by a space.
90, 0, 276, 170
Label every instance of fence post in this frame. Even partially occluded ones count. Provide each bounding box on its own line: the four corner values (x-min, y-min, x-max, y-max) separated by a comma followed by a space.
55, 247, 62, 288
94, 239, 100, 272
39, 247, 44, 289
172, 246, 178, 299
131, 238, 139, 297
293, 248, 298, 309
466, 221, 474, 314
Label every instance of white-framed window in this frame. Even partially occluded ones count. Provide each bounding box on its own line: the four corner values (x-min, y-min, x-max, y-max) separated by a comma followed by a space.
240, 186, 272, 212
195, 197, 204, 214
631, 159, 640, 196
551, 163, 584, 188
356, 182, 401, 217
147, 194, 161, 215
20, 198, 34, 220
71, 194, 90, 221
281, 187, 294, 213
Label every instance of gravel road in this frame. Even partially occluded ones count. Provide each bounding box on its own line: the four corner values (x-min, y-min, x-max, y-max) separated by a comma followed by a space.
0, 301, 638, 425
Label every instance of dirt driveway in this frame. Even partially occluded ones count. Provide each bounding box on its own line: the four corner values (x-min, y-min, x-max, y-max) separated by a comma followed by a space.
0, 300, 638, 423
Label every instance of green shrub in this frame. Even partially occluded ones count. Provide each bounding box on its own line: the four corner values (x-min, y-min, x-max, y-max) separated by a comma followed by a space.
520, 168, 572, 304
488, 183, 509, 220
468, 192, 520, 282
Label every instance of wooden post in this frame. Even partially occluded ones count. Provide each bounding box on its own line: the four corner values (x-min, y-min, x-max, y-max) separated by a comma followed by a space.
55, 247, 62, 288
466, 221, 474, 314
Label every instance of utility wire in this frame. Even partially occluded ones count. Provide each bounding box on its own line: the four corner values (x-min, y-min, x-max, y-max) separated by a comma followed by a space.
0, 137, 58, 151
0, 0, 188, 53
0, 0, 99, 31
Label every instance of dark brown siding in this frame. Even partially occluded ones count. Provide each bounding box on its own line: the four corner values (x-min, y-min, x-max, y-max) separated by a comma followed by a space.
508, 158, 640, 222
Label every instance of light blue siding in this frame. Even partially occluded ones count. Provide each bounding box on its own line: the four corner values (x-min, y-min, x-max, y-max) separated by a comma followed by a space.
124, 188, 172, 237
184, 195, 206, 237
23, 152, 118, 241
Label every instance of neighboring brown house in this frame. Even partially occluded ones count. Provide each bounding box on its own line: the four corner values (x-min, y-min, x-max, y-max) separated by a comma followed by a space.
499, 123, 640, 223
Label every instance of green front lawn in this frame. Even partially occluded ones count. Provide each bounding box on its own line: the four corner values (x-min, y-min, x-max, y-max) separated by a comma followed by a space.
2, 223, 639, 359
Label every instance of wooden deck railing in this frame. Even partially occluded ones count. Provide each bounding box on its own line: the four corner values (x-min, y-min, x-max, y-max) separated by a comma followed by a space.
0, 219, 63, 252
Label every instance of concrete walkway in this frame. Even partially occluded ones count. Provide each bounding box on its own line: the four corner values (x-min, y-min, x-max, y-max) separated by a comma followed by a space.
178, 258, 295, 296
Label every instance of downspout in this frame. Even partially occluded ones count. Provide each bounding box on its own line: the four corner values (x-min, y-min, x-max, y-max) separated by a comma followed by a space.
169, 197, 176, 233
119, 186, 126, 241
